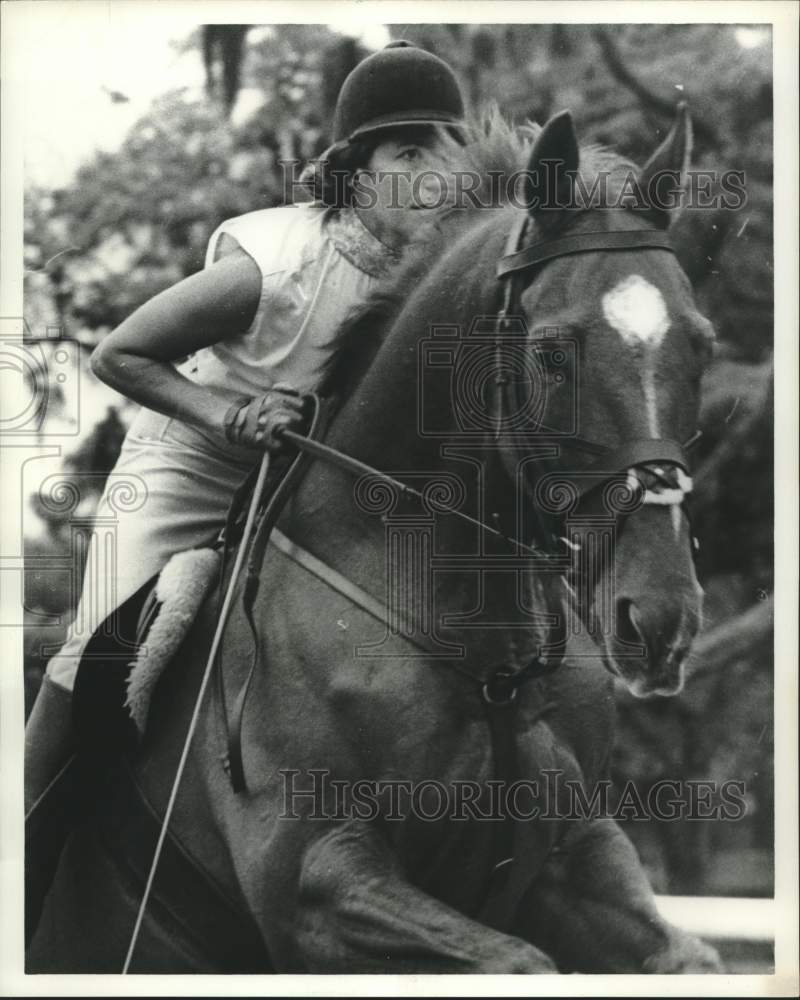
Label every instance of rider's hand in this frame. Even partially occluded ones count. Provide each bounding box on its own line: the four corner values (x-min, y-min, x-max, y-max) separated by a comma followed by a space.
223, 384, 307, 451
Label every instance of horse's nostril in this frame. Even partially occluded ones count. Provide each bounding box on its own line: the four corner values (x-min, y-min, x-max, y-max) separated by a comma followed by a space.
616, 597, 644, 649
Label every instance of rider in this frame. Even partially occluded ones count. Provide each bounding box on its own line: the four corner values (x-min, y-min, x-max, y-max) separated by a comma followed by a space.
25, 40, 468, 847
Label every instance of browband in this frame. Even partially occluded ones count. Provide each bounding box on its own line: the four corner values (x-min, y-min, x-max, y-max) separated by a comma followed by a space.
497, 226, 675, 279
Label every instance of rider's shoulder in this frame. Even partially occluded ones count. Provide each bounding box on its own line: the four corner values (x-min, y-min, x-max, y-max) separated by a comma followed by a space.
213, 203, 325, 241
206, 203, 327, 271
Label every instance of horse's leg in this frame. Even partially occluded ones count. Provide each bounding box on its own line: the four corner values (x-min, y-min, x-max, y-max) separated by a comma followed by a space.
514, 817, 722, 973
295, 821, 556, 973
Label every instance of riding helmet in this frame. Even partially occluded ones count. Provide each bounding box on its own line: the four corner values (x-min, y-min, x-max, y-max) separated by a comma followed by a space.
307, 41, 466, 204
331, 40, 465, 145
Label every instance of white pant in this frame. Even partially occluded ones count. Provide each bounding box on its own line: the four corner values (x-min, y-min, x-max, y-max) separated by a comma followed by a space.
46, 408, 259, 690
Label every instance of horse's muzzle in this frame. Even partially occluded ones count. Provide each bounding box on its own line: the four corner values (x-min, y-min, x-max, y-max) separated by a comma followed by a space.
598, 589, 702, 698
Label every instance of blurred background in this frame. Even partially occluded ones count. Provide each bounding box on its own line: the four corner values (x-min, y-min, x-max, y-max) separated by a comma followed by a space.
22, 18, 773, 924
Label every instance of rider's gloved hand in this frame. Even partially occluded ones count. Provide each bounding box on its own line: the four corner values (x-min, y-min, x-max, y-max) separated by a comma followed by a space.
223, 383, 307, 451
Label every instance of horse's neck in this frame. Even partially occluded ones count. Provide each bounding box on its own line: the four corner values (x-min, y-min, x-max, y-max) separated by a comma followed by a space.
287, 238, 547, 669
290, 386, 543, 671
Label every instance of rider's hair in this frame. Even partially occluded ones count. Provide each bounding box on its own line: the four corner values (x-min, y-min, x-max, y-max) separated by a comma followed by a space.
299, 138, 376, 208
299, 125, 459, 209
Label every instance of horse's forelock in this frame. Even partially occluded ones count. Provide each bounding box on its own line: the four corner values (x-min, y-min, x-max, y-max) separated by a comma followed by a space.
456, 107, 640, 209
577, 145, 640, 204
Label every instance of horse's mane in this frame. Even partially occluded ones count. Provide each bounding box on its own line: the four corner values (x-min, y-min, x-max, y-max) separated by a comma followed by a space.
320, 107, 637, 399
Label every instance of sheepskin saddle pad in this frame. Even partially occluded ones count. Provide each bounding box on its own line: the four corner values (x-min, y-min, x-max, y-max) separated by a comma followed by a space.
125, 547, 221, 734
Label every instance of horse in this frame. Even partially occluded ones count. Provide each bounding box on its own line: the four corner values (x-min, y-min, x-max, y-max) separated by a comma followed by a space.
28, 108, 722, 974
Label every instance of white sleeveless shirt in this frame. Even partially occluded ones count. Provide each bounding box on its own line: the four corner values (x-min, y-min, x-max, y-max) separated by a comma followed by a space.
44, 205, 403, 692
177, 203, 399, 396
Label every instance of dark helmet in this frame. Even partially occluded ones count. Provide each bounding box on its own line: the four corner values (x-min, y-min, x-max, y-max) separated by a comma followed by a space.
306, 41, 465, 206
327, 40, 465, 151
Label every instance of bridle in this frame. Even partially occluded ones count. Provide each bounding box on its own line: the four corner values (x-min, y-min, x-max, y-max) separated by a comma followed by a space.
490, 209, 699, 556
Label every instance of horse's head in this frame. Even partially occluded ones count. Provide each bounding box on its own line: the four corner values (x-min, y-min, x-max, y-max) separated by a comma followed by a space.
324, 108, 714, 697
502, 110, 715, 697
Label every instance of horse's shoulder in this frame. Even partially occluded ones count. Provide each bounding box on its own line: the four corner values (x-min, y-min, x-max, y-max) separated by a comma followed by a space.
542, 654, 616, 778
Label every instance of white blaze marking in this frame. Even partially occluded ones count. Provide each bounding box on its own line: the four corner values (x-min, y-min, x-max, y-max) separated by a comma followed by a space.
602, 274, 670, 347
602, 274, 670, 435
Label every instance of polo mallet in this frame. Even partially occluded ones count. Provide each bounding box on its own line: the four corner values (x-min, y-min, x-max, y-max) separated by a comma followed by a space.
122, 450, 271, 973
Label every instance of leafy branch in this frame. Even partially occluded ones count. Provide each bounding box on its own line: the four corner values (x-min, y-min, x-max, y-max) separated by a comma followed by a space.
591, 27, 721, 147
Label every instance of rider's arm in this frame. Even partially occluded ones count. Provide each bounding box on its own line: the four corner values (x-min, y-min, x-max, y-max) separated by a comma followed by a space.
89, 242, 262, 436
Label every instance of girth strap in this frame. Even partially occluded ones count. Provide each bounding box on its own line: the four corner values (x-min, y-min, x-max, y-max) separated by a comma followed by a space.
497, 228, 675, 278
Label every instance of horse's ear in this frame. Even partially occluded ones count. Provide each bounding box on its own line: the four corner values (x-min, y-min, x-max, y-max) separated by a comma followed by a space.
524, 110, 579, 222
638, 102, 693, 228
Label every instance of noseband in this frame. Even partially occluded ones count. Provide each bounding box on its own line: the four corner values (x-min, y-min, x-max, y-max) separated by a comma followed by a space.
492, 212, 699, 550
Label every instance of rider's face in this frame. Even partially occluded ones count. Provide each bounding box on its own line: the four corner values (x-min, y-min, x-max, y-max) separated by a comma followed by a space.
353, 128, 468, 249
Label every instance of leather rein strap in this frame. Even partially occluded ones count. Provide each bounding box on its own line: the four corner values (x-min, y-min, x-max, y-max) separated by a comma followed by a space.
219, 397, 329, 793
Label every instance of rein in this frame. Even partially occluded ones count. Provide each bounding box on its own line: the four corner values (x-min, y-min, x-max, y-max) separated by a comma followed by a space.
279, 423, 546, 557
